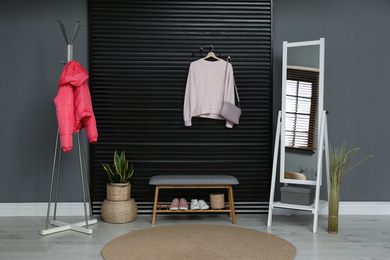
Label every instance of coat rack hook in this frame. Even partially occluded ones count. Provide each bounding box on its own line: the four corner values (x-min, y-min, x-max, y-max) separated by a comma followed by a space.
70, 21, 83, 45
57, 20, 69, 45
57, 20, 83, 45
192, 47, 204, 57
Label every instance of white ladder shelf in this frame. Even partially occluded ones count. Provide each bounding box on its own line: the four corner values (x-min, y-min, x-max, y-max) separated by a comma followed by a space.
267, 111, 330, 233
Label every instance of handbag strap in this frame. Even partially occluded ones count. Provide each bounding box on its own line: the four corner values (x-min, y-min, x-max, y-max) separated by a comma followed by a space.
226, 57, 241, 109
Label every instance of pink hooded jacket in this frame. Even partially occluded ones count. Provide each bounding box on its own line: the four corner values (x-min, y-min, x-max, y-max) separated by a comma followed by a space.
54, 61, 98, 152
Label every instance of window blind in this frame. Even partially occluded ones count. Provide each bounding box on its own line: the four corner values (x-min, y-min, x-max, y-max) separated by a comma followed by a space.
285, 66, 319, 151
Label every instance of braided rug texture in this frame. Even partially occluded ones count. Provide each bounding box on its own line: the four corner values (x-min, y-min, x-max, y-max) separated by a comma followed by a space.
102, 224, 296, 260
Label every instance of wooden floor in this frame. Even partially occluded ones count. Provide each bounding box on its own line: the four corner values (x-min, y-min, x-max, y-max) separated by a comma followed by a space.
1, 214, 389, 260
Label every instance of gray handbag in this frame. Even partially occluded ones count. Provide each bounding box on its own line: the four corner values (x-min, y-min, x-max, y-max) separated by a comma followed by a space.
219, 58, 241, 125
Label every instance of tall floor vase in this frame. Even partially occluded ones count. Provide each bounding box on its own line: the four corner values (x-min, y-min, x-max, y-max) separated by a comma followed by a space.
328, 186, 339, 234
328, 141, 372, 234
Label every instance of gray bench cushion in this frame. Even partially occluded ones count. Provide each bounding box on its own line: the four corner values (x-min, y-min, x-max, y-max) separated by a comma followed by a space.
149, 175, 239, 185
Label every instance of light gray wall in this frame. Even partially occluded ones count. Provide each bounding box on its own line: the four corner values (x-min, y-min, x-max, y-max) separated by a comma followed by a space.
1, 0, 389, 203
0, 0, 88, 202
273, 0, 390, 201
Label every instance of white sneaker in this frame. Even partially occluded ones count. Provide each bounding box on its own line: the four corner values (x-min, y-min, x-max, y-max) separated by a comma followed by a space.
190, 199, 200, 210
198, 199, 209, 210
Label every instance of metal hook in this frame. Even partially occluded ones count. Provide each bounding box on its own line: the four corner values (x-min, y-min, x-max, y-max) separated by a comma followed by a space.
192, 47, 204, 57
57, 20, 83, 45
209, 44, 214, 52
70, 21, 82, 44
57, 20, 69, 44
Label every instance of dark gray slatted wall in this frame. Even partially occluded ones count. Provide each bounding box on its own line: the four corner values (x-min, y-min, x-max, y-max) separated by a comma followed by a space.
89, 0, 272, 214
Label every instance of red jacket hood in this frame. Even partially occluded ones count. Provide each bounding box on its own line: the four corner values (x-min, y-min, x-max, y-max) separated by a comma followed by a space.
58, 61, 89, 87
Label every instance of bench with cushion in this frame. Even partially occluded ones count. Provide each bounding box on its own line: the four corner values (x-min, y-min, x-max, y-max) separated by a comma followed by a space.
149, 175, 239, 224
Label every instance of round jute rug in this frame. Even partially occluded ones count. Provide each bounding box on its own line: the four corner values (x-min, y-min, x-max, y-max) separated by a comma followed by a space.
102, 224, 296, 260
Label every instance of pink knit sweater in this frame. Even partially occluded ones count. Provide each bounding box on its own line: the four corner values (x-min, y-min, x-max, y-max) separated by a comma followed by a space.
183, 59, 235, 128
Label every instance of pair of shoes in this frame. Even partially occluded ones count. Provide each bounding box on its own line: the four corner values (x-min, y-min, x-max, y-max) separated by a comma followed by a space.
170, 198, 189, 210
190, 199, 209, 210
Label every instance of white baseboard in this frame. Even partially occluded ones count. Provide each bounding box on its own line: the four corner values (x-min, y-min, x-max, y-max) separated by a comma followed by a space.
338, 201, 390, 215
1, 202, 390, 217
273, 201, 390, 215
0, 203, 91, 217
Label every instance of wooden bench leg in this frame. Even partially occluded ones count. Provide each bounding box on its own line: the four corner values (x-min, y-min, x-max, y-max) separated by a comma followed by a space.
227, 188, 233, 218
227, 186, 236, 224
152, 186, 159, 224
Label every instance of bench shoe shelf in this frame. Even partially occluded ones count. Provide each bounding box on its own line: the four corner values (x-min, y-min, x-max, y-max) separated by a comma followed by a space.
156, 204, 232, 213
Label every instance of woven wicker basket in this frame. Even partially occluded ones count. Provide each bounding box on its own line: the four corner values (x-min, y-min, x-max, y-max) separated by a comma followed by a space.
106, 182, 131, 201
210, 193, 225, 209
101, 198, 137, 223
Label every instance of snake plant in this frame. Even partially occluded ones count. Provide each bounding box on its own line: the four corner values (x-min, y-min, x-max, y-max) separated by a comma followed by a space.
102, 150, 134, 183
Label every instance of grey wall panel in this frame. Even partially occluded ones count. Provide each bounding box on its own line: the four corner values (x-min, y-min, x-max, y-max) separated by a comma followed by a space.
89, 0, 273, 213
273, 0, 390, 201
0, 0, 88, 202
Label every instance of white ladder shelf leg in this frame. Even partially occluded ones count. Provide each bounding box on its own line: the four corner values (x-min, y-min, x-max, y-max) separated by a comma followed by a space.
267, 111, 281, 228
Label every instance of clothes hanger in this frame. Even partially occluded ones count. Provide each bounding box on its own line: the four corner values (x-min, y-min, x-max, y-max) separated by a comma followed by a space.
203, 45, 220, 60
203, 51, 220, 60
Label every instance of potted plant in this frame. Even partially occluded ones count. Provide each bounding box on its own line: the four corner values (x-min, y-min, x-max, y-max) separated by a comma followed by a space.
328, 141, 372, 234
101, 150, 137, 223
102, 150, 134, 201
